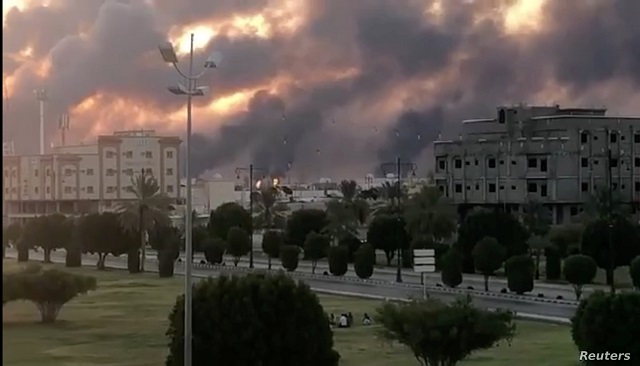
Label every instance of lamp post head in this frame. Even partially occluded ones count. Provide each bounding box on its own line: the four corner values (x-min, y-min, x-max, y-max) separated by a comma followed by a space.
204, 51, 222, 69
158, 42, 178, 63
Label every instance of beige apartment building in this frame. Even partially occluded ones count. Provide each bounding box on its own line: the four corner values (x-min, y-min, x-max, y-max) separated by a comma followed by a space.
2, 130, 181, 224
433, 105, 640, 224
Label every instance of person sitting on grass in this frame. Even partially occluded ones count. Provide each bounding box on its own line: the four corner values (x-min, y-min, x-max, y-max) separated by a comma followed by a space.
363, 313, 372, 326
338, 314, 349, 328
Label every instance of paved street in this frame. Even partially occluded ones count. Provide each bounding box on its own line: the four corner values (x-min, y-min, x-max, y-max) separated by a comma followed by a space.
9, 250, 577, 320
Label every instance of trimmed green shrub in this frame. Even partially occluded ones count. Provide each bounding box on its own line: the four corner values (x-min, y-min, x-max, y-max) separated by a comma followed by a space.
203, 237, 226, 264
280, 245, 300, 272
338, 235, 361, 263
354, 244, 375, 279
328, 246, 348, 276
166, 273, 340, 366
65, 242, 82, 268
563, 254, 598, 300
571, 291, 640, 365
158, 249, 179, 278
262, 230, 283, 270
440, 248, 463, 288
505, 255, 534, 295
545, 245, 562, 280
127, 249, 141, 273
472, 237, 505, 291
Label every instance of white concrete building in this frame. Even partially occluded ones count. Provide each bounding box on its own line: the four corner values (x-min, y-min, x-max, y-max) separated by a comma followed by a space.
2, 130, 181, 224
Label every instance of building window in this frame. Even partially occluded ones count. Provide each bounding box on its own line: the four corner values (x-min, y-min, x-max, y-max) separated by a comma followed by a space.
64, 186, 73, 194
87, 186, 94, 194
511, 185, 516, 190
500, 160, 505, 165
593, 135, 598, 141
475, 183, 479, 190
438, 160, 446, 171
570, 207, 578, 216
488, 183, 496, 193
106, 169, 116, 176
581, 158, 589, 168
528, 158, 537, 168
145, 168, 153, 175
166, 150, 174, 158
145, 151, 153, 159
466, 185, 471, 191
34, 187, 39, 194
454, 159, 462, 169
527, 183, 537, 193
540, 184, 548, 197
610, 158, 619, 168
106, 151, 115, 158
610, 132, 618, 143
474, 159, 479, 166
581, 132, 588, 144
46, 187, 50, 194
635, 157, 640, 167
86, 168, 94, 176
581, 182, 589, 192
125, 151, 133, 158
465, 160, 470, 166
511, 160, 516, 165
166, 185, 174, 193
455, 184, 462, 193
46, 169, 50, 176
106, 186, 115, 193
634, 133, 640, 143
488, 158, 496, 169
65, 168, 73, 176
123, 169, 133, 176
635, 182, 640, 192
166, 168, 174, 176
540, 158, 547, 172
500, 185, 505, 190
11, 187, 16, 193
613, 183, 618, 190
34, 169, 38, 177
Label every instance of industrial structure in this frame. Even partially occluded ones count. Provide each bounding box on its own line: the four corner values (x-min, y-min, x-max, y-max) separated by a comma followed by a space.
2, 130, 181, 224
432, 104, 640, 224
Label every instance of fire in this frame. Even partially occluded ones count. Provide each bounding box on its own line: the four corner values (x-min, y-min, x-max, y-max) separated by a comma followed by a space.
170, 25, 217, 56
504, 0, 547, 34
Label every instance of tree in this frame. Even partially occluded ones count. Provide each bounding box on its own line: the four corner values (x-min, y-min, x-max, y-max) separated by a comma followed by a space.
303, 232, 330, 274
571, 291, 640, 365
472, 237, 506, 291
328, 246, 348, 276
354, 244, 375, 279
3, 222, 22, 259
527, 235, 550, 280
191, 225, 210, 253
21, 214, 73, 263
404, 185, 456, 244
226, 227, 251, 267
203, 237, 226, 264
149, 224, 181, 278
581, 217, 640, 286
261, 230, 283, 270
631, 256, 640, 290
324, 200, 358, 244
522, 200, 551, 237
563, 255, 598, 300
10, 265, 97, 323
441, 248, 463, 288
338, 235, 361, 263
65, 219, 82, 268
505, 255, 534, 295
544, 245, 562, 280
251, 186, 289, 230
77, 213, 135, 270
208, 202, 252, 241
117, 169, 173, 272
366, 214, 410, 265
549, 224, 583, 258
280, 245, 300, 272
285, 209, 329, 247
456, 210, 528, 273
376, 297, 515, 366
166, 273, 340, 366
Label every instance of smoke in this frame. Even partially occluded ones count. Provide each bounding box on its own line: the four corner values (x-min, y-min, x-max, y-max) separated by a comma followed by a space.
3, 0, 640, 179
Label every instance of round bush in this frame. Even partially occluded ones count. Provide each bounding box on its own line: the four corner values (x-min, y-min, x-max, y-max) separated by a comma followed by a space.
571, 291, 640, 364
544, 245, 562, 280
280, 245, 300, 272
328, 246, 348, 276
630, 256, 640, 290
354, 244, 374, 279
338, 235, 361, 263
505, 255, 534, 295
203, 238, 226, 264
563, 254, 597, 300
65, 244, 82, 268
440, 248, 462, 288
127, 249, 141, 273
158, 249, 178, 278
166, 273, 340, 366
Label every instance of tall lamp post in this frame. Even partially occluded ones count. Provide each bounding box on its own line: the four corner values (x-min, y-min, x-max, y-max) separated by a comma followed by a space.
380, 157, 417, 283
158, 34, 221, 366
235, 164, 268, 269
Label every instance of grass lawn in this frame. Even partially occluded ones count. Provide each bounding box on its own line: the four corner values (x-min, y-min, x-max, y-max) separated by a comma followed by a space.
2, 260, 579, 366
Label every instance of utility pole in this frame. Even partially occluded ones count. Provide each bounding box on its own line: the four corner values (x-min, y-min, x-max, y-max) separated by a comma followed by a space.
58, 113, 70, 147
35, 89, 47, 154
380, 157, 417, 283
607, 146, 616, 294
236, 164, 267, 269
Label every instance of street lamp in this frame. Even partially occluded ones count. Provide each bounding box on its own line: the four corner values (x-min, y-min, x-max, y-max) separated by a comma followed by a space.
379, 157, 417, 283
235, 164, 268, 269
159, 34, 221, 366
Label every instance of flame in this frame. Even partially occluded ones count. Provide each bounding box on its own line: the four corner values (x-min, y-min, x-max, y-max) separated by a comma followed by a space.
255, 180, 262, 189
273, 178, 279, 187
171, 25, 217, 56
504, 0, 547, 34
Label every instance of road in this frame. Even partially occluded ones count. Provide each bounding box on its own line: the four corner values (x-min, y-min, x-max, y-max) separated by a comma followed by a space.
145, 249, 582, 300
10, 250, 577, 321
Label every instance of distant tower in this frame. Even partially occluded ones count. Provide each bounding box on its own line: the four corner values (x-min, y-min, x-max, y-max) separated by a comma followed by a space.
35, 89, 48, 154
58, 113, 70, 147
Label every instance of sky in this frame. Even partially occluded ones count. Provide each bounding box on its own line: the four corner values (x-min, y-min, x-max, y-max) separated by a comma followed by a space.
3, 0, 640, 180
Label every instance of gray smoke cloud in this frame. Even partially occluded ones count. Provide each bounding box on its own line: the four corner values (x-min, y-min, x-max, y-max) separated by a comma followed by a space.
3, 0, 640, 179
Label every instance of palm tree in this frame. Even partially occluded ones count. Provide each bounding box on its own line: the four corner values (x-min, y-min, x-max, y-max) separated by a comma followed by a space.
251, 186, 289, 230
403, 185, 456, 243
117, 169, 173, 272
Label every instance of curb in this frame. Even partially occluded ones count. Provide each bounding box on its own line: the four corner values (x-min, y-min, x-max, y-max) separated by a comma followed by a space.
179, 261, 579, 307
